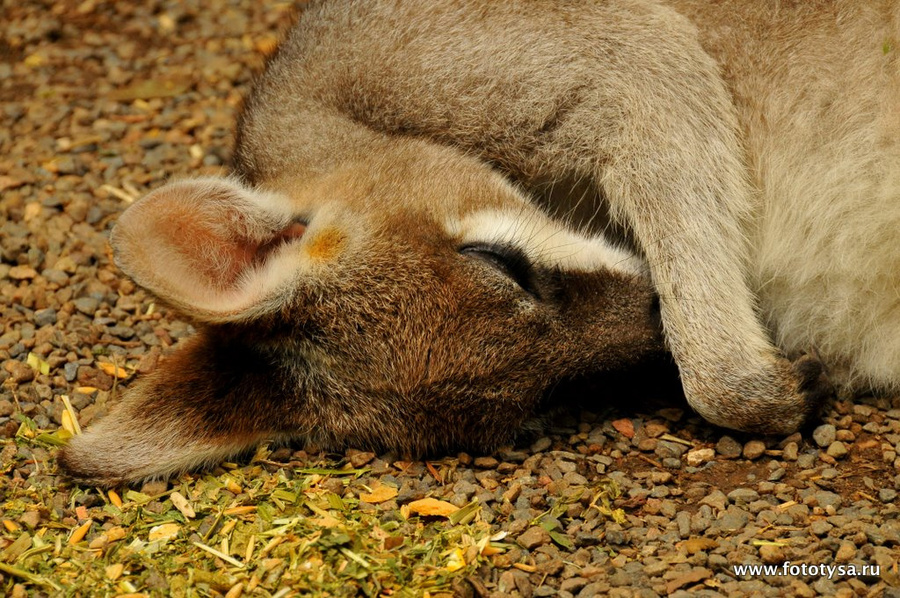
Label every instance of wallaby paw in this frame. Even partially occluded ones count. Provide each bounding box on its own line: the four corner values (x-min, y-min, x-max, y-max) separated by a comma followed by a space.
788, 350, 832, 419
682, 350, 833, 436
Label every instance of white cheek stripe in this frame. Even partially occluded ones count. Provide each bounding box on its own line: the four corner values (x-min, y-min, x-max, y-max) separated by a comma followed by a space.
448, 209, 647, 276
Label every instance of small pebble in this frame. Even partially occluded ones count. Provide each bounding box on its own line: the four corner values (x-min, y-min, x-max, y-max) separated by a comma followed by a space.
33, 308, 57, 327
742, 440, 766, 460
810, 520, 833, 536
8, 266, 37, 280
3, 360, 34, 383
700, 490, 728, 512
516, 526, 551, 550
107, 325, 135, 339
826, 441, 849, 459
820, 467, 840, 480
72, 297, 100, 316
559, 578, 588, 594
782, 441, 799, 461
758, 544, 784, 564
797, 453, 817, 468
0, 400, 14, 417
19, 510, 41, 529
813, 424, 837, 448
41, 269, 69, 285
531, 437, 552, 452
879, 488, 898, 502
716, 506, 749, 532
835, 541, 857, 563
63, 362, 79, 382
813, 491, 843, 510
727, 488, 759, 505
655, 440, 688, 459
474, 456, 499, 468
716, 436, 742, 459
767, 467, 785, 481
685, 448, 714, 466
346, 450, 373, 468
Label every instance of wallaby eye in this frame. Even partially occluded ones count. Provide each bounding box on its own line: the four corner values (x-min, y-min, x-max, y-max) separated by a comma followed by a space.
460, 243, 540, 298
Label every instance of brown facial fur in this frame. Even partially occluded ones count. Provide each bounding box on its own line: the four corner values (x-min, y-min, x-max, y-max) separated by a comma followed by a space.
60, 142, 662, 486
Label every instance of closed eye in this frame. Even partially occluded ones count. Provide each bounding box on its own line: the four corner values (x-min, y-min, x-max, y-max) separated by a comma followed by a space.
460, 243, 540, 298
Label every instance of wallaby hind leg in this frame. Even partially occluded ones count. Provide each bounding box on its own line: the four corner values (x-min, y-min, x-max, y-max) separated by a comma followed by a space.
58, 336, 285, 486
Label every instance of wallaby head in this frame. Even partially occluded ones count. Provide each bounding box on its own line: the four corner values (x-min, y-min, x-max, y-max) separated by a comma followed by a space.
59, 138, 663, 486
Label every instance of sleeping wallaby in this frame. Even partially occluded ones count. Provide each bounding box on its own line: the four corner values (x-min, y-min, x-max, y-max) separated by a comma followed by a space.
59, 0, 898, 485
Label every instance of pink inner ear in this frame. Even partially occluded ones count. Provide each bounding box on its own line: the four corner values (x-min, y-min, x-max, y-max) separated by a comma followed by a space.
160, 209, 307, 292
112, 178, 303, 319
256, 221, 308, 263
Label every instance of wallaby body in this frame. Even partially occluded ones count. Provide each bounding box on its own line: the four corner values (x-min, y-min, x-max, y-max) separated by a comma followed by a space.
60, 0, 898, 485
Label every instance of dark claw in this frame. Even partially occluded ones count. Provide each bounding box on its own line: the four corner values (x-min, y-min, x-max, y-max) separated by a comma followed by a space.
791, 350, 833, 425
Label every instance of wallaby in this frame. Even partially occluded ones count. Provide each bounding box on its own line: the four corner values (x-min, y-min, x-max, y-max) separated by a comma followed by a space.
59, 0, 898, 486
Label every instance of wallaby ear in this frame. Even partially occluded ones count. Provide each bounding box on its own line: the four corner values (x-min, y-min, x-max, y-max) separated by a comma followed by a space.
111, 177, 307, 322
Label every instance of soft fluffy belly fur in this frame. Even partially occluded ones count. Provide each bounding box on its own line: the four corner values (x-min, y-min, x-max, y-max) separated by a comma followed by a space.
681, 2, 900, 391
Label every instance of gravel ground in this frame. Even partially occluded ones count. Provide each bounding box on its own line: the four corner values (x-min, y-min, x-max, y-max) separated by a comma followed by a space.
2, 2, 900, 597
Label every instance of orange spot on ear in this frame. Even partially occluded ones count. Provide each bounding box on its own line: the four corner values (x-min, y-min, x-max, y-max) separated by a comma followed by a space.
305, 228, 346, 261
